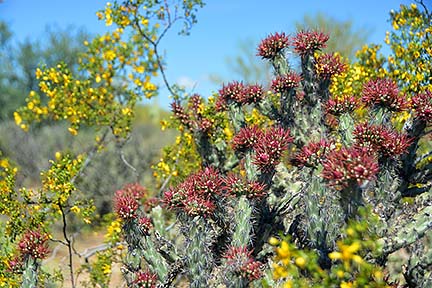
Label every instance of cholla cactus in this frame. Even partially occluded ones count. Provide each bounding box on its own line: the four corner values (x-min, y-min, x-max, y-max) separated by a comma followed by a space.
113, 26, 432, 287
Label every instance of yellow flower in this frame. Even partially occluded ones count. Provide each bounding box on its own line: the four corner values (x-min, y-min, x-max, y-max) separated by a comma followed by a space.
14, 112, 22, 125
276, 241, 290, 259
295, 256, 306, 268
70, 206, 81, 213
102, 264, 111, 275
269, 237, 280, 246
103, 50, 116, 61
68, 127, 78, 136
134, 65, 145, 74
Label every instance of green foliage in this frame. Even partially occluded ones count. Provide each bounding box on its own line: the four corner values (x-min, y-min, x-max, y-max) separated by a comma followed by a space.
0, 22, 90, 120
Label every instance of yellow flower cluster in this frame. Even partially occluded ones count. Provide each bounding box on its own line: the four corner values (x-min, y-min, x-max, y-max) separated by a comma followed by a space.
330, 45, 386, 98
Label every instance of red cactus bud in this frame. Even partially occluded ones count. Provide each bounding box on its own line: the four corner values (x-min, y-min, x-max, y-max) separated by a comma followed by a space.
292, 139, 333, 167
257, 32, 290, 60
138, 217, 153, 235
353, 123, 412, 158
271, 72, 302, 93
133, 270, 158, 288
324, 95, 359, 116
122, 183, 147, 200
292, 30, 329, 56
322, 146, 379, 189
412, 90, 432, 122
223, 173, 267, 199
362, 78, 408, 111
18, 230, 50, 260
253, 126, 293, 172
114, 189, 139, 220
243, 84, 264, 104
232, 125, 264, 152
223, 246, 263, 281
218, 81, 245, 104
315, 53, 347, 79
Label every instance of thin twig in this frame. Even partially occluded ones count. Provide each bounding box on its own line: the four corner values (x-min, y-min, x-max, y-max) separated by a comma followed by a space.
59, 203, 75, 288
71, 128, 110, 185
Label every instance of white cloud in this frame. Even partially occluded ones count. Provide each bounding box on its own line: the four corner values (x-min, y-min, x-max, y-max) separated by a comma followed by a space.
177, 76, 197, 89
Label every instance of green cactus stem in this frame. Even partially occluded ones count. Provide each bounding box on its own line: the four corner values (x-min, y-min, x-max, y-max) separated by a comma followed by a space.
338, 113, 355, 146
231, 196, 253, 247
185, 216, 213, 288
21, 257, 38, 288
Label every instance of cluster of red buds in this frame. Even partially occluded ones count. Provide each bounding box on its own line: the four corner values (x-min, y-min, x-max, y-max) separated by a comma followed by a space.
315, 53, 347, 79
232, 125, 264, 153
172, 96, 214, 133
132, 270, 158, 288
271, 72, 302, 93
321, 146, 379, 189
114, 190, 140, 220
7, 256, 23, 273
114, 183, 147, 220
223, 246, 263, 281
171, 101, 190, 127
138, 216, 153, 236
223, 173, 267, 199
324, 95, 359, 116
292, 30, 329, 56
188, 94, 203, 113
362, 78, 408, 111
257, 32, 290, 60
353, 123, 412, 158
412, 90, 432, 122
163, 167, 224, 217
292, 139, 333, 168
253, 126, 293, 172
18, 230, 50, 260
216, 82, 265, 110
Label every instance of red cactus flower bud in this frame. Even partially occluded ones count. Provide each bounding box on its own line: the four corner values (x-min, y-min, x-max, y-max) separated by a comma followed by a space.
254, 126, 293, 172
353, 123, 412, 158
18, 230, 50, 260
292, 30, 329, 56
322, 146, 379, 189
163, 167, 224, 217
412, 90, 432, 122
315, 53, 347, 79
257, 32, 290, 60
362, 78, 408, 111
243, 84, 265, 104
232, 125, 264, 152
292, 139, 333, 167
114, 189, 139, 220
324, 95, 359, 116
171, 101, 191, 126
218, 81, 245, 104
138, 217, 153, 236
188, 94, 203, 113
223, 173, 267, 199
223, 246, 263, 281
133, 270, 158, 288
271, 72, 302, 93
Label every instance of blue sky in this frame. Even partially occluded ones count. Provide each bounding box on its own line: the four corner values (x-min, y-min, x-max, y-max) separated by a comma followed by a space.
1, 0, 417, 107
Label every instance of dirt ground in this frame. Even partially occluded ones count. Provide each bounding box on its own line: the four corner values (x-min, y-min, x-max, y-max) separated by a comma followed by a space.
43, 230, 124, 288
